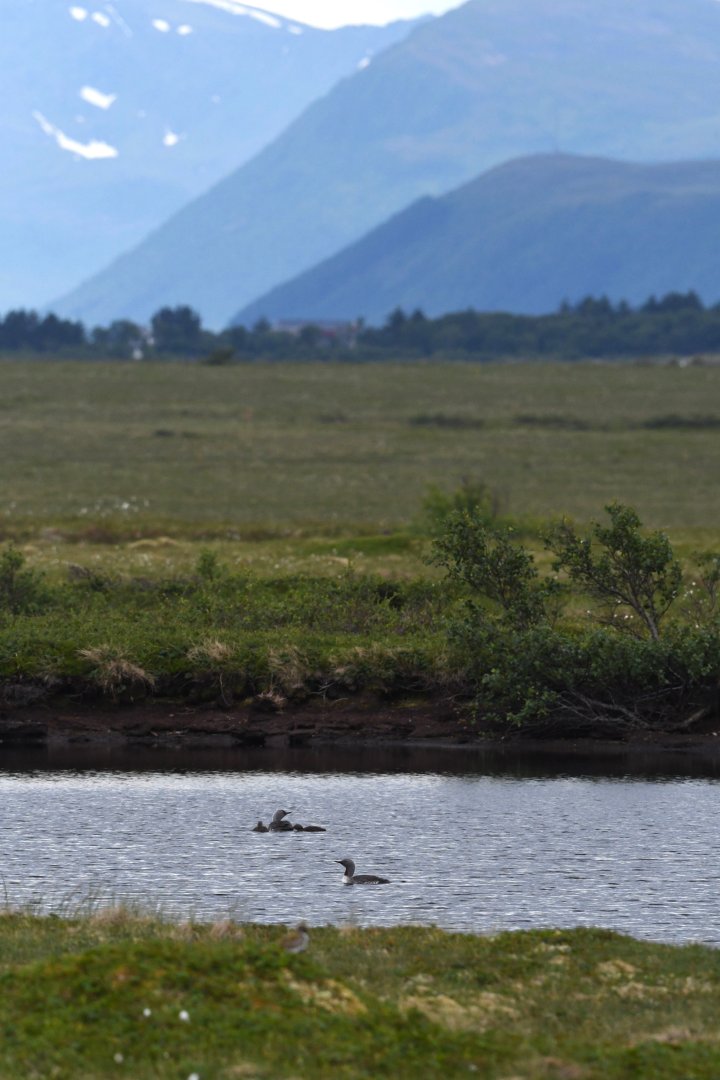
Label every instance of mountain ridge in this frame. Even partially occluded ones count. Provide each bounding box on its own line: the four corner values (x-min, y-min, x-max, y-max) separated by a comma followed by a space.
236, 153, 720, 323
0, 0, 414, 309
52, 0, 720, 327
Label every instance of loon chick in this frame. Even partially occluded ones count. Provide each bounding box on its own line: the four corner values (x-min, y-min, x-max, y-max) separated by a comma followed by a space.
251, 820, 269, 832
270, 809, 294, 832
338, 858, 390, 885
281, 921, 310, 954
293, 823, 305, 831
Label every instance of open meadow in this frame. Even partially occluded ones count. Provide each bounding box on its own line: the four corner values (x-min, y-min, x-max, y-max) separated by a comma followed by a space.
1, 358, 720, 545
0, 357, 718, 731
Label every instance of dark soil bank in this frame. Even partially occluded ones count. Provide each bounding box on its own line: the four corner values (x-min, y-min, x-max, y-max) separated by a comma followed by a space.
2, 693, 720, 758
0, 694, 464, 749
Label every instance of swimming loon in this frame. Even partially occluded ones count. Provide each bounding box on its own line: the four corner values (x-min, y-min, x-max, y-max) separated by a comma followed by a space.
269, 809, 294, 832
251, 821, 269, 832
337, 858, 390, 885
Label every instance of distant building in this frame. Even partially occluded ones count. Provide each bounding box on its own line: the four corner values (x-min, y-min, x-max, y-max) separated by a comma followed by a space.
273, 319, 359, 347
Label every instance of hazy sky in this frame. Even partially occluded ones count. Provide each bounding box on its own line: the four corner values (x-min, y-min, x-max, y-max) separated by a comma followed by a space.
260, 1, 464, 29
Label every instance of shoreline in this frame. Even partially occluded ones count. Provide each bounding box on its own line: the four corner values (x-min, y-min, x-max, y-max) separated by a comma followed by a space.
2, 694, 720, 757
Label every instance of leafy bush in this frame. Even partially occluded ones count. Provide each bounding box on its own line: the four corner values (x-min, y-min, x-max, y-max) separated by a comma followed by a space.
546, 503, 682, 640
432, 510, 555, 630
432, 502, 720, 733
419, 478, 504, 537
0, 546, 51, 615
195, 548, 225, 583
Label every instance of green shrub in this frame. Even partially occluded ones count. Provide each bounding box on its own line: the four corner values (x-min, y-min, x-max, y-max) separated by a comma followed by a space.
432, 502, 720, 733
0, 546, 51, 616
432, 511, 556, 630
195, 548, 225, 582
418, 477, 503, 537
546, 503, 682, 640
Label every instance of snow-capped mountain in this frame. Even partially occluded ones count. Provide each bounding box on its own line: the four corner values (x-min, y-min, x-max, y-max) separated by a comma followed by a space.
0, 0, 418, 310
52, 0, 720, 330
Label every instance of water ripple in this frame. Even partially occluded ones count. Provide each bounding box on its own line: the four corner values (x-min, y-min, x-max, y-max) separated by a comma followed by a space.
1, 769, 719, 944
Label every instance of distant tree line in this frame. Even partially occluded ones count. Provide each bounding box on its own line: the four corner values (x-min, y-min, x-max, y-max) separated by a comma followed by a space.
3, 291, 720, 360
365, 291, 720, 359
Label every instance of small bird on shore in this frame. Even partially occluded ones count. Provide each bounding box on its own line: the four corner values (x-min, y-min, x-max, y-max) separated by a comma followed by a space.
269, 809, 294, 832
251, 820, 269, 832
281, 921, 310, 953
338, 858, 390, 885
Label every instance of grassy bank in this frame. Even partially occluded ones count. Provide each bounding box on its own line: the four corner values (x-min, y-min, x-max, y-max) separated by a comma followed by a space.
1, 523, 719, 741
0, 544, 451, 712
1, 912, 719, 1078
2, 359, 720, 738
3, 359, 720, 531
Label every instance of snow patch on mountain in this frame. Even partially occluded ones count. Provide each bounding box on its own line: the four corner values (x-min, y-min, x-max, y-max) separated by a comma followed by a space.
181, 0, 282, 29
2, 0, 420, 309
106, 5, 133, 36
150, 15, 194, 34
33, 111, 119, 160
80, 85, 117, 109
248, 9, 281, 27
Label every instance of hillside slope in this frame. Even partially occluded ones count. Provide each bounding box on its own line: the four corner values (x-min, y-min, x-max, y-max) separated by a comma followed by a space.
0, 0, 413, 309
236, 154, 720, 323
53, 0, 720, 328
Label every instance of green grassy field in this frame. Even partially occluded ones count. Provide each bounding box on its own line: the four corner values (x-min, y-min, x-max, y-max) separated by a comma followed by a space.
2, 359, 720, 537
0, 358, 718, 732
2, 361, 719, 1073
2, 912, 720, 1079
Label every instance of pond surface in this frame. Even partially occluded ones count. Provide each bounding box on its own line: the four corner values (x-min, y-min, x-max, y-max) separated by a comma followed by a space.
1, 745, 719, 945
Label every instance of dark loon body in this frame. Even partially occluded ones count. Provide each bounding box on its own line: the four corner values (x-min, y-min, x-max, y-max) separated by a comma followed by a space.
269, 809, 294, 832
338, 858, 390, 885
255, 809, 327, 832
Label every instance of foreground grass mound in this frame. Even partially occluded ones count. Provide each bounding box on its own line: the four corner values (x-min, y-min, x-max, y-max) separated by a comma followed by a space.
1, 914, 720, 1078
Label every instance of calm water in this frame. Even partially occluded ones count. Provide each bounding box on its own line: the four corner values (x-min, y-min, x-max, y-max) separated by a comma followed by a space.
1, 745, 719, 945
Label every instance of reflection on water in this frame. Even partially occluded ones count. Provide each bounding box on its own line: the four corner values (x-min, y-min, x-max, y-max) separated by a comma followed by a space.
4, 741, 720, 780
1, 746, 719, 945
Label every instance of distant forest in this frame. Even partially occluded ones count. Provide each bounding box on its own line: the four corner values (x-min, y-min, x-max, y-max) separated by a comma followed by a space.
2, 291, 720, 361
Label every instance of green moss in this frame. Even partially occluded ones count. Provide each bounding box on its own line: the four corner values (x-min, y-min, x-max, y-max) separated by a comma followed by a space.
0, 917, 719, 1078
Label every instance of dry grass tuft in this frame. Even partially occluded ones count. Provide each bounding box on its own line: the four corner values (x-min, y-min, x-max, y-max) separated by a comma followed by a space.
187, 638, 234, 667
206, 919, 244, 941
78, 645, 156, 697
127, 537, 180, 549
85, 904, 157, 930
